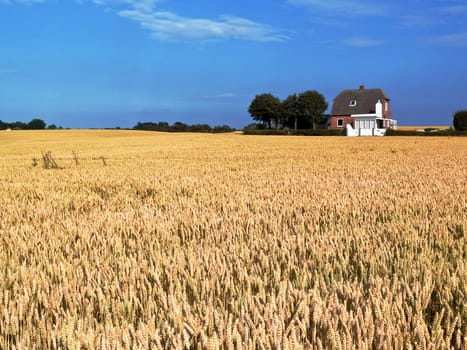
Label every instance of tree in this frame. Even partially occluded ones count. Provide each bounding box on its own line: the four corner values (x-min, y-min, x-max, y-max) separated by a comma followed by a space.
172, 122, 188, 132
248, 93, 282, 129
156, 122, 170, 131
134, 122, 157, 131
190, 124, 212, 132
453, 110, 467, 131
11, 121, 27, 129
282, 94, 300, 131
297, 90, 328, 130
27, 118, 46, 130
47, 124, 58, 129
213, 125, 234, 133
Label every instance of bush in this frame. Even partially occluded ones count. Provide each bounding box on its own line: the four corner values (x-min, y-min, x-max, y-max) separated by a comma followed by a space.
297, 129, 342, 136
243, 123, 266, 130
453, 110, 467, 131
243, 129, 289, 135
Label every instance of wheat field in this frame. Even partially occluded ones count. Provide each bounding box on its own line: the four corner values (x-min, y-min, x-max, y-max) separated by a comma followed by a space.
0, 130, 466, 349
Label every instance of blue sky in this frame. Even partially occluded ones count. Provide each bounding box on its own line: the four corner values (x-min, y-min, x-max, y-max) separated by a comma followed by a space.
0, 0, 466, 128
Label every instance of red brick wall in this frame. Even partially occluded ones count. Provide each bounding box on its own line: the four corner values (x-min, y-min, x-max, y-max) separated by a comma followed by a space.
329, 116, 354, 129
383, 99, 391, 118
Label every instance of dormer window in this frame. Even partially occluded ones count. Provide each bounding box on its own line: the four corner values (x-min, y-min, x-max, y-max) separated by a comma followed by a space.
349, 100, 357, 107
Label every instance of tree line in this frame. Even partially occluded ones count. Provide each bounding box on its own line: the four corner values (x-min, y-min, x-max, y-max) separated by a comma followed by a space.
248, 90, 328, 130
133, 121, 235, 133
0, 118, 61, 130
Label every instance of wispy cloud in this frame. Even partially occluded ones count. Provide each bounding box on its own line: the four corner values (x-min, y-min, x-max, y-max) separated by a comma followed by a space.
92, 0, 158, 12
201, 93, 239, 100
287, 0, 467, 27
440, 5, 467, 16
0, 0, 46, 4
94, 0, 288, 42
427, 32, 467, 47
0, 69, 19, 75
1, 0, 286, 42
396, 2, 467, 28
343, 37, 384, 47
397, 14, 445, 29
118, 10, 288, 42
287, 0, 386, 17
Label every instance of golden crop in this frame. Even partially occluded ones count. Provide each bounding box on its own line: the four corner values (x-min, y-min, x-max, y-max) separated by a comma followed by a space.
0, 130, 466, 349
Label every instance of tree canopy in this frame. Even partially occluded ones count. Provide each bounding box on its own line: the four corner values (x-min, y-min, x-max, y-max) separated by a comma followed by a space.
282, 94, 300, 131
133, 121, 234, 133
453, 110, 467, 131
248, 90, 328, 130
0, 118, 47, 130
27, 118, 47, 130
248, 93, 282, 129
297, 90, 328, 130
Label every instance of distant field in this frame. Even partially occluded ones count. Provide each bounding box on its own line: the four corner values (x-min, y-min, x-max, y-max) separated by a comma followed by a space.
397, 125, 450, 130
0, 130, 466, 349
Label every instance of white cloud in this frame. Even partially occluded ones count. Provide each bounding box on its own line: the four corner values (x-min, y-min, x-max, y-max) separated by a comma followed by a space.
343, 37, 384, 47
428, 32, 467, 47
118, 10, 288, 42
89, 0, 287, 42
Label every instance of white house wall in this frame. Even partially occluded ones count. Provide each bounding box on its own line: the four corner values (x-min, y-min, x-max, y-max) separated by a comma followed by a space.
348, 114, 389, 136
345, 101, 396, 136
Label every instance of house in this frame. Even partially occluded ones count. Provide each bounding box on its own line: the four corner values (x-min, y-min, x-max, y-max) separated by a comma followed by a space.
330, 85, 397, 136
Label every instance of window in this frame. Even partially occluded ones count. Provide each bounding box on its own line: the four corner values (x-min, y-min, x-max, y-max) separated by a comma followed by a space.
349, 100, 357, 107
337, 119, 344, 127
385, 102, 388, 112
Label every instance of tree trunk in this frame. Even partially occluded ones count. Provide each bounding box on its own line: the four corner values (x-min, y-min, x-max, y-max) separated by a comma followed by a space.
294, 117, 297, 132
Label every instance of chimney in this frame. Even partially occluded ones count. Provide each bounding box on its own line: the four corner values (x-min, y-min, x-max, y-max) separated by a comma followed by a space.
359, 84, 364, 91
376, 99, 382, 118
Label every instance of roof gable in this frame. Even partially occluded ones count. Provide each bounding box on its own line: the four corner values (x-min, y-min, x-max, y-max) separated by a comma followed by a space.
331, 88, 389, 116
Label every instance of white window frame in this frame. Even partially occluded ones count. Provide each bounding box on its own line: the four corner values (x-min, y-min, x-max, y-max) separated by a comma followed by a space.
337, 119, 344, 127
349, 100, 357, 107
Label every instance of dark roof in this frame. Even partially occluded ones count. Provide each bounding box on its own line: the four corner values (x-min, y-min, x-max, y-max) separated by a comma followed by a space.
331, 88, 389, 116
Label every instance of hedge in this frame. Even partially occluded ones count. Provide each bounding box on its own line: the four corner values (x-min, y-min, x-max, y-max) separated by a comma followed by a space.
385, 129, 467, 137
242, 129, 342, 136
